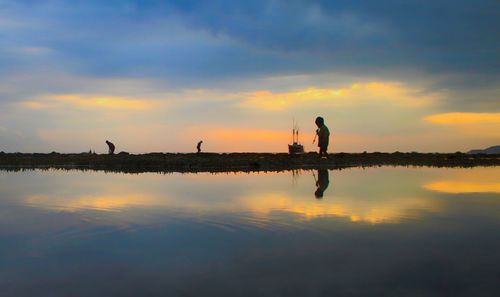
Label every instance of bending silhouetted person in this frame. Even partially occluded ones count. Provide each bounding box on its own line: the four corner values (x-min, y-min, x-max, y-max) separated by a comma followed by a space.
105, 140, 115, 155
314, 169, 330, 199
197, 140, 203, 153
315, 116, 330, 158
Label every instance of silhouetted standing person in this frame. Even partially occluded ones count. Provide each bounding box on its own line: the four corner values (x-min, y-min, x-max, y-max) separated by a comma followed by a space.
315, 116, 330, 158
314, 169, 330, 199
105, 140, 115, 155
197, 141, 203, 153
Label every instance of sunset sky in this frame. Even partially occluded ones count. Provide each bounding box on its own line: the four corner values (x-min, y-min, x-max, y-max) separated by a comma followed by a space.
0, 0, 498, 153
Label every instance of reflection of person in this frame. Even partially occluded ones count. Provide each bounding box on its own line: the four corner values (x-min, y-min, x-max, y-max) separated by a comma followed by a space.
315, 116, 330, 158
105, 140, 115, 155
314, 169, 330, 199
197, 140, 203, 153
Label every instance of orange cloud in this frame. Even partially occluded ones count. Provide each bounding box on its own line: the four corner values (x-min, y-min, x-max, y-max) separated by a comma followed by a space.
20, 101, 46, 109
206, 128, 291, 142
54, 95, 152, 109
182, 127, 316, 152
21, 94, 155, 110
243, 88, 342, 110
240, 82, 441, 110
423, 112, 500, 140
424, 112, 500, 124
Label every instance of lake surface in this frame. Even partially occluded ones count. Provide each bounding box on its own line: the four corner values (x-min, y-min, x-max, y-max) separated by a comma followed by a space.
0, 167, 499, 297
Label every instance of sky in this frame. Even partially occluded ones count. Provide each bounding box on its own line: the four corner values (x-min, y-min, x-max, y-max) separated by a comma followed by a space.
0, 0, 499, 153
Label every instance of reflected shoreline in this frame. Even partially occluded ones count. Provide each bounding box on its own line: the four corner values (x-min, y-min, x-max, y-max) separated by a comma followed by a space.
0, 152, 498, 174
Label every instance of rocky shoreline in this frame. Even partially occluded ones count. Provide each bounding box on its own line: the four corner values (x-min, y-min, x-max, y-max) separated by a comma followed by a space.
0, 152, 498, 173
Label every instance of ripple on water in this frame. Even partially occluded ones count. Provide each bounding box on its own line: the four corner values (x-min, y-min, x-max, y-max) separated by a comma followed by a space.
34, 207, 337, 241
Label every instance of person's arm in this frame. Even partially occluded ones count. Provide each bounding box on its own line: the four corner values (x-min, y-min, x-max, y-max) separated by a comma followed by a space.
317, 127, 325, 139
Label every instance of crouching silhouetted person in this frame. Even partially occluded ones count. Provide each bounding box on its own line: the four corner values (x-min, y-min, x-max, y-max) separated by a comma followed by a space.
197, 140, 203, 153
314, 169, 330, 199
105, 140, 115, 155
315, 116, 330, 158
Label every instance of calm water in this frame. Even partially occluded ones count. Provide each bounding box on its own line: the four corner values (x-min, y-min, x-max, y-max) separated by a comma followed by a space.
0, 167, 499, 297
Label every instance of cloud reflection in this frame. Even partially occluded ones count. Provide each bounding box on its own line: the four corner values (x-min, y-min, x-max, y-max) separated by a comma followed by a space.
424, 182, 500, 194
238, 192, 438, 224
24, 193, 168, 212
423, 167, 500, 194
12, 168, 465, 225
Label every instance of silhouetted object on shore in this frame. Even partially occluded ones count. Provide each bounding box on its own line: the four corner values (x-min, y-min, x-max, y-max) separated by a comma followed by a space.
314, 169, 330, 198
315, 117, 330, 158
288, 120, 304, 154
105, 140, 115, 155
468, 145, 500, 154
197, 141, 203, 153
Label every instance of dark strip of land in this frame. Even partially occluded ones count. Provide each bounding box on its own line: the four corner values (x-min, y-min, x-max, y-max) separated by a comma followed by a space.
0, 152, 498, 173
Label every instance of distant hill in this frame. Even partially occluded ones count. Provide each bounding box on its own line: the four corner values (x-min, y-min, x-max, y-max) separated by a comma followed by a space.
468, 145, 500, 154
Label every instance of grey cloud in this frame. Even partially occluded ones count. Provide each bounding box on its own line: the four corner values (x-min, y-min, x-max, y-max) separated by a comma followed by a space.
0, 0, 498, 110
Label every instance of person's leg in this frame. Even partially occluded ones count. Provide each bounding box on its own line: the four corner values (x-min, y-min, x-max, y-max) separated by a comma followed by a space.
318, 147, 327, 158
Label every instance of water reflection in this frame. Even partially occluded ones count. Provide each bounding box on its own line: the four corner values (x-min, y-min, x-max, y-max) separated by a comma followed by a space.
25, 193, 160, 212
314, 169, 329, 199
6, 168, 445, 224
0, 167, 499, 296
423, 167, 500, 194
1, 167, 459, 224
